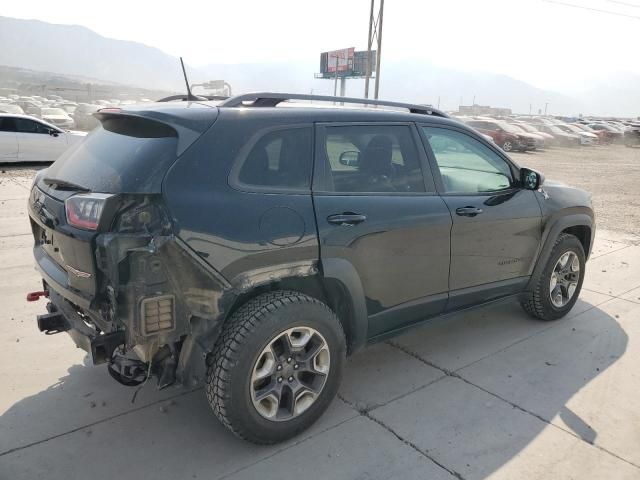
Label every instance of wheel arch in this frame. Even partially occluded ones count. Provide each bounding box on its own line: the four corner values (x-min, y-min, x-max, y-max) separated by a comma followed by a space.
527, 213, 594, 291
222, 258, 368, 355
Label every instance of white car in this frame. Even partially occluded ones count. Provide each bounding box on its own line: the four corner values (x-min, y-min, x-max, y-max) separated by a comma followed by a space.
37, 107, 75, 129
556, 124, 599, 145
0, 114, 86, 162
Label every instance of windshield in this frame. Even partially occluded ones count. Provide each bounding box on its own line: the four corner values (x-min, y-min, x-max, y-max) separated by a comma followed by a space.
518, 124, 537, 133
499, 123, 521, 134
507, 124, 526, 133
41, 108, 66, 116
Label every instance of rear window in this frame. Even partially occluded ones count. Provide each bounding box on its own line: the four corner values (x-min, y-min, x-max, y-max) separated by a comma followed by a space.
44, 116, 178, 193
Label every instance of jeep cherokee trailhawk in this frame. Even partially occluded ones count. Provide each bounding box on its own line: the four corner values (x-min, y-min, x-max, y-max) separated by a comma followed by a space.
27, 93, 594, 444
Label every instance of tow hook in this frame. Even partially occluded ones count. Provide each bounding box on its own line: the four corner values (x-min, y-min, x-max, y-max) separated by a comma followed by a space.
26, 290, 49, 302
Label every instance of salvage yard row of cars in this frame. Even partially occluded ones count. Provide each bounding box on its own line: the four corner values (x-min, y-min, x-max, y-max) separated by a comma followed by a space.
0, 92, 639, 163
0, 93, 152, 131
454, 114, 640, 151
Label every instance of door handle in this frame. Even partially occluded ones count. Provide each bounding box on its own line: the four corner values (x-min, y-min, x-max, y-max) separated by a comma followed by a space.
455, 206, 483, 217
327, 213, 367, 226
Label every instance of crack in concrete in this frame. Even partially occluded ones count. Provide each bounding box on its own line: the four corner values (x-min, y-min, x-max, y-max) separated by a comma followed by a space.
337, 393, 466, 480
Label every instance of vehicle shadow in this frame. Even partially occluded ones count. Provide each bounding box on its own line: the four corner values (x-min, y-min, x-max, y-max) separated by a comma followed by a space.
0, 298, 628, 480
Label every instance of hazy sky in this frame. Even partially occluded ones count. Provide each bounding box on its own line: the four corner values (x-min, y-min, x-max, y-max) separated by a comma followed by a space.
4, 0, 639, 91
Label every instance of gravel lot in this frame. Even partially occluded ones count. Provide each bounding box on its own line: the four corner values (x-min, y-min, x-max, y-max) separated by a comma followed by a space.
512, 145, 640, 236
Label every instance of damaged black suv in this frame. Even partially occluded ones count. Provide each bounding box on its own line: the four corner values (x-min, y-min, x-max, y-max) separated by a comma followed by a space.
28, 93, 595, 444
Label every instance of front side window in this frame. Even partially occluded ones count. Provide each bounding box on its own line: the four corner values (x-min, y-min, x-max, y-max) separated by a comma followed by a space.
322, 125, 425, 193
236, 127, 312, 191
423, 127, 513, 194
15, 118, 50, 134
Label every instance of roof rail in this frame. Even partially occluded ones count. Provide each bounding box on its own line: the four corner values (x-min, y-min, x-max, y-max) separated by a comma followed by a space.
158, 94, 229, 102
218, 92, 448, 118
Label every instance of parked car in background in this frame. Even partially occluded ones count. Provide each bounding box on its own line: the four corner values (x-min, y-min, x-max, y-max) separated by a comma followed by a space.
54, 103, 78, 115
72, 103, 100, 130
513, 122, 556, 145
588, 123, 624, 144
16, 100, 42, 116
0, 114, 86, 162
555, 124, 598, 145
506, 123, 546, 149
536, 125, 581, 147
0, 104, 25, 115
623, 124, 640, 147
465, 119, 536, 152
37, 107, 75, 129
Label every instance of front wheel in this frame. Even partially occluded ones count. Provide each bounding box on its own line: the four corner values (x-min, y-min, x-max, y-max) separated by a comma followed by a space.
521, 233, 586, 321
502, 140, 514, 152
206, 291, 346, 444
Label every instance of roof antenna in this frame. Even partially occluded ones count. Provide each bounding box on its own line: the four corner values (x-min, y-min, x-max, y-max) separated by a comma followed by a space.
180, 57, 197, 101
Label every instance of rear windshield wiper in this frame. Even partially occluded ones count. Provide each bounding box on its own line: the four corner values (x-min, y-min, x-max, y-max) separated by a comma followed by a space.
43, 177, 90, 192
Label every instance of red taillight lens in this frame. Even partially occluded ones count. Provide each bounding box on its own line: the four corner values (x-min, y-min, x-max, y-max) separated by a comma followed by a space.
65, 194, 111, 230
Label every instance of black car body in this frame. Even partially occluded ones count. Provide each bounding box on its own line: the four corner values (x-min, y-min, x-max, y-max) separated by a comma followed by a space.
28, 93, 595, 443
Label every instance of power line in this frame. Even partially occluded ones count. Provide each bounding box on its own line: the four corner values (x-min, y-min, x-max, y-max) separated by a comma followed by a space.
604, 0, 640, 8
541, 0, 640, 19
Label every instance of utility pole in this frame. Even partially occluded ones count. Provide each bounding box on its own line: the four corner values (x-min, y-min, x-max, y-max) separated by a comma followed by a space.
437, 96, 441, 109
544, 102, 549, 115
374, 0, 384, 99
333, 54, 339, 98
364, 0, 374, 99
364, 0, 384, 99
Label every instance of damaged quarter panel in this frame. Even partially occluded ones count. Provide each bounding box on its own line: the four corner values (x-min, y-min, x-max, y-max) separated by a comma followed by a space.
162, 109, 320, 382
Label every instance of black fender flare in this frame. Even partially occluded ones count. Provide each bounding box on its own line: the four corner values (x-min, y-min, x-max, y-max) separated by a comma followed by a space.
320, 257, 369, 354
526, 213, 594, 290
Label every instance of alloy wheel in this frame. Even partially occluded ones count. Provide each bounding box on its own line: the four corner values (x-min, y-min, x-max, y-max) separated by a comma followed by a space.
549, 251, 580, 308
250, 326, 330, 421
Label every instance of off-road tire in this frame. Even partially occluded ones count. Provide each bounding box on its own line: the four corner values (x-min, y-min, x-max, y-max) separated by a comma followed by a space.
521, 233, 586, 321
206, 291, 346, 444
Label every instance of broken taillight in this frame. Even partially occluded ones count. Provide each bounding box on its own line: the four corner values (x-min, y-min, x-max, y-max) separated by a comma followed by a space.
65, 193, 113, 230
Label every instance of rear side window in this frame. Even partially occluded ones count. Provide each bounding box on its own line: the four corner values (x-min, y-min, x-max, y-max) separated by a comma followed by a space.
234, 127, 312, 191
43, 117, 179, 193
320, 125, 425, 193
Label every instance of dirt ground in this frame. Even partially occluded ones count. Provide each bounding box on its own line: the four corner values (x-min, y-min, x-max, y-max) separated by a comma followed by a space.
2, 143, 639, 235
511, 145, 640, 236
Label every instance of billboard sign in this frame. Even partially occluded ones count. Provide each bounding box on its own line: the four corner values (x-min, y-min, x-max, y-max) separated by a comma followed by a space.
319, 49, 376, 78
320, 48, 354, 75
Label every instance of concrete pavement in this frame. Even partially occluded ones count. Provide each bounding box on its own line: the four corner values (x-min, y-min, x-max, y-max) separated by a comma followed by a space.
1, 173, 640, 479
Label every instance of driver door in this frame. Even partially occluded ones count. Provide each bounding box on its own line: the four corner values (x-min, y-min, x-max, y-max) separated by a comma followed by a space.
420, 124, 542, 310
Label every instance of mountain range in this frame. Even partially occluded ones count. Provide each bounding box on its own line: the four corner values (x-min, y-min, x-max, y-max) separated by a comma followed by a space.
1, 16, 637, 116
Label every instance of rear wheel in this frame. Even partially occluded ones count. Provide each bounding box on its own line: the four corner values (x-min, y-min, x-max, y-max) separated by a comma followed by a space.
206, 291, 346, 444
521, 233, 585, 321
502, 140, 514, 152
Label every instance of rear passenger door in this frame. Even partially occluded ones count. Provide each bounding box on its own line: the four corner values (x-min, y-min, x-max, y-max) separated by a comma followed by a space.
312, 123, 452, 338
0, 117, 19, 162
420, 124, 542, 310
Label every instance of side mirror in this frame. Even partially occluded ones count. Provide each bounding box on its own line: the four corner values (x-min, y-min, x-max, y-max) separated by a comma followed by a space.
49, 129, 59, 137
520, 167, 544, 190
339, 151, 361, 167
